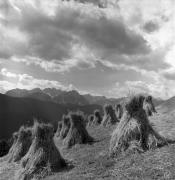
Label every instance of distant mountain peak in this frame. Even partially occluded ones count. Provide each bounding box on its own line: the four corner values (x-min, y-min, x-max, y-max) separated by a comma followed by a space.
5, 88, 165, 107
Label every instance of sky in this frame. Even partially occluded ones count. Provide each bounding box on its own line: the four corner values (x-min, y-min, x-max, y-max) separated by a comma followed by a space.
0, 0, 175, 99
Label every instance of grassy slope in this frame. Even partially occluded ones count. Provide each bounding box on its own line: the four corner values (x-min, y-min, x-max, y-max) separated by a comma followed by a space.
1, 112, 175, 180
0, 93, 102, 140
47, 113, 175, 180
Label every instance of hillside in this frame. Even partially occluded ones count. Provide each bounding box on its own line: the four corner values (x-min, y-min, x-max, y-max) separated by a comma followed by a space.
153, 98, 165, 107
83, 94, 123, 106
0, 93, 102, 140
43, 88, 63, 97
1, 111, 175, 179
1, 88, 166, 141
6, 88, 164, 106
6, 88, 52, 102
5, 88, 123, 106
53, 90, 89, 105
157, 96, 175, 113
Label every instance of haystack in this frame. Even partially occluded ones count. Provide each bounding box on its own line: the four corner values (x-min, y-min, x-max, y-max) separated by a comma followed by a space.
63, 112, 93, 148
7, 126, 32, 162
5, 132, 18, 156
74, 111, 87, 127
92, 110, 102, 125
115, 104, 123, 120
143, 95, 157, 116
101, 104, 119, 126
59, 115, 71, 139
56, 121, 62, 137
109, 95, 168, 157
87, 114, 94, 127
13, 131, 19, 143
19, 122, 66, 180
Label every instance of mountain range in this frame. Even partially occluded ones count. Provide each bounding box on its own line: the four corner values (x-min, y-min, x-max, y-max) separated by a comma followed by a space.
6, 88, 123, 106
0, 92, 102, 140
0, 88, 167, 140
6, 88, 164, 107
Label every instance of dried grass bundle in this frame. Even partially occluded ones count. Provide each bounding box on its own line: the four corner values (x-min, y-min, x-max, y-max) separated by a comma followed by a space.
101, 104, 119, 126
92, 110, 102, 125
19, 122, 66, 180
56, 121, 62, 137
8, 126, 32, 162
115, 104, 123, 120
59, 115, 71, 139
109, 95, 168, 157
63, 112, 93, 148
87, 114, 94, 127
143, 95, 157, 116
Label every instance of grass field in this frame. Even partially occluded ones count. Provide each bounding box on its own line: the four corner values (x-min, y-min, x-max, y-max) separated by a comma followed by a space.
1, 112, 175, 180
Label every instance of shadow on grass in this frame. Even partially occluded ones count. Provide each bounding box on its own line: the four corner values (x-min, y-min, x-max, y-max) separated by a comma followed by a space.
157, 138, 175, 148
52, 159, 74, 173
59, 160, 75, 173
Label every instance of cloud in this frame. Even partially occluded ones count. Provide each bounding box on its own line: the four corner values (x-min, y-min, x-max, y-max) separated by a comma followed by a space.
17, 73, 65, 90
118, 0, 175, 48
2, 0, 167, 80
162, 45, 175, 80
61, 0, 120, 9
10, 43, 96, 73
1, 68, 18, 78
0, 0, 175, 99
0, 68, 70, 91
126, 80, 168, 99
142, 21, 159, 33
163, 72, 175, 80
106, 78, 169, 99
62, 0, 107, 8
0, 80, 16, 93
125, 81, 152, 95
10, 56, 79, 73
162, 66, 175, 80
76, 16, 150, 56
98, 46, 170, 73
0, 0, 150, 62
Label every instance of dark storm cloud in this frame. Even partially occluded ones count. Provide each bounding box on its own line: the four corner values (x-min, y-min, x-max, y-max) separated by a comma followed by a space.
0, 0, 168, 77
0, 0, 10, 14
128, 50, 170, 71
100, 48, 170, 72
62, 0, 109, 8
0, 51, 11, 59
0, 1, 150, 62
17, 7, 74, 60
74, 16, 150, 56
63, 60, 144, 89
142, 21, 159, 33
163, 71, 175, 80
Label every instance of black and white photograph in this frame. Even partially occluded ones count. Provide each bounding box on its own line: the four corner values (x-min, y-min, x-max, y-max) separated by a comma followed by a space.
0, 0, 175, 179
